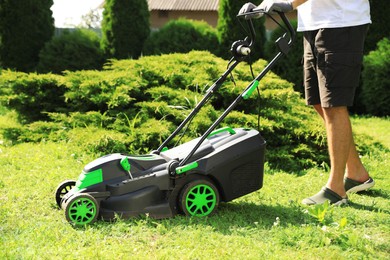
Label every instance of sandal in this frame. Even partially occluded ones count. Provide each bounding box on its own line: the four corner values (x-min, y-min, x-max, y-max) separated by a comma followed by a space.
302, 187, 348, 206
344, 177, 375, 194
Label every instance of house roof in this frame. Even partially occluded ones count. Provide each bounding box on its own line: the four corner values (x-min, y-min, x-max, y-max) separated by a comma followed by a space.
98, 0, 220, 12
147, 0, 219, 11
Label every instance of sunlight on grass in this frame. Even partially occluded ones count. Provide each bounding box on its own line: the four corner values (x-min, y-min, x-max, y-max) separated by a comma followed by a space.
352, 116, 390, 148
0, 115, 389, 259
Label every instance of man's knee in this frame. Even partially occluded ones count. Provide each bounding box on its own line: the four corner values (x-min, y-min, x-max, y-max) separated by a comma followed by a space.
322, 106, 349, 121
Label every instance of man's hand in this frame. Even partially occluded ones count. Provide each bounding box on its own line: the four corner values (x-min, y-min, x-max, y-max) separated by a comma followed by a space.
238, 2, 263, 19
258, 0, 293, 14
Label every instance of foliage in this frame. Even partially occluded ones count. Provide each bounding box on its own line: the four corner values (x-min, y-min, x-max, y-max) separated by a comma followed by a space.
265, 20, 304, 94
37, 29, 105, 74
101, 0, 150, 59
365, 0, 390, 54
0, 0, 54, 72
143, 19, 219, 56
0, 71, 67, 122
360, 38, 390, 116
1, 51, 328, 171
217, 0, 266, 60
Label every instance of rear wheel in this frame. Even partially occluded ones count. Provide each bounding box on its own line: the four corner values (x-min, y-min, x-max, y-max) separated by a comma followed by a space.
65, 193, 99, 226
55, 180, 76, 208
179, 179, 219, 217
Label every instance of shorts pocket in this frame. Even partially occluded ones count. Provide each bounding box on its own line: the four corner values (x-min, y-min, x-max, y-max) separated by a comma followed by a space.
325, 52, 363, 88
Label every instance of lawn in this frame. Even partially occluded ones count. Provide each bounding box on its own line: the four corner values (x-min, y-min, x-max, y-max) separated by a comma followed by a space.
0, 111, 389, 259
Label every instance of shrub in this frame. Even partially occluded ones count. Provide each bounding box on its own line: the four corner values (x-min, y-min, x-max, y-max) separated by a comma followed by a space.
365, 0, 390, 54
0, 0, 54, 72
0, 71, 67, 122
37, 29, 105, 74
143, 19, 219, 56
360, 38, 390, 116
101, 0, 150, 59
1, 51, 329, 171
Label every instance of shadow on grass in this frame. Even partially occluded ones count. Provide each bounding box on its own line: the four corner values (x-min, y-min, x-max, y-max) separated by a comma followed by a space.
357, 188, 390, 200
142, 201, 309, 236
348, 201, 390, 215
70, 201, 308, 233
210, 202, 305, 233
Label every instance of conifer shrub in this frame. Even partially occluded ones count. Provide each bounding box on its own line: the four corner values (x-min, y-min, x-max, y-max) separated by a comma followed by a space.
0, 51, 330, 171
143, 19, 219, 56
360, 38, 390, 116
101, 0, 150, 59
37, 29, 105, 74
0, 71, 67, 122
0, 0, 54, 72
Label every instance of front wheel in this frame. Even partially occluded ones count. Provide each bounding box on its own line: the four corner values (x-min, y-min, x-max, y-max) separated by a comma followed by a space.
179, 179, 219, 217
55, 180, 76, 208
65, 193, 99, 226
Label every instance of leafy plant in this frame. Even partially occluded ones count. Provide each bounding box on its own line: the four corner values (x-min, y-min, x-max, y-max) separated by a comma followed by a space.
101, 0, 150, 59
143, 18, 219, 56
37, 29, 105, 74
0, 0, 54, 72
1, 51, 330, 171
0, 71, 67, 122
360, 37, 390, 116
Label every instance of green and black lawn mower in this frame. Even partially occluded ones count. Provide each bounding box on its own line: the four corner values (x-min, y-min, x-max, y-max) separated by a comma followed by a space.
55, 10, 296, 226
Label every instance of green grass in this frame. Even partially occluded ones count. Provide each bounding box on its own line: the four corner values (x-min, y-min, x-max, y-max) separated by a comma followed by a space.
0, 112, 389, 259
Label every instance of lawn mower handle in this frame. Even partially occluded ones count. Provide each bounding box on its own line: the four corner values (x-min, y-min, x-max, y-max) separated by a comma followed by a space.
156, 11, 296, 168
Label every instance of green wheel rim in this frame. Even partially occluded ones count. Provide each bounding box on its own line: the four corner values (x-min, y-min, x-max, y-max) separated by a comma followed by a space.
67, 197, 97, 225
185, 184, 217, 216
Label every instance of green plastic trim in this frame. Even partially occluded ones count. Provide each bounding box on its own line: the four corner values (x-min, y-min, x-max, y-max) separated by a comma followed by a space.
176, 162, 198, 175
75, 169, 103, 190
207, 126, 236, 138
161, 147, 169, 152
120, 157, 131, 172
242, 80, 259, 100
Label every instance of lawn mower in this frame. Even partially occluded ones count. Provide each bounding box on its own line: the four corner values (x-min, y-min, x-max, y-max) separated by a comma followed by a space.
55, 10, 296, 226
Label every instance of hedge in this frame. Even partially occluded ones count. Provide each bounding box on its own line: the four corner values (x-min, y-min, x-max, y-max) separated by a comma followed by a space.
360, 38, 390, 116
37, 29, 105, 74
0, 51, 329, 171
143, 18, 219, 56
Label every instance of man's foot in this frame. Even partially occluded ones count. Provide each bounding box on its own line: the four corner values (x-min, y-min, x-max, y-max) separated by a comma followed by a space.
344, 177, 375, 194
302, 187, 348, 206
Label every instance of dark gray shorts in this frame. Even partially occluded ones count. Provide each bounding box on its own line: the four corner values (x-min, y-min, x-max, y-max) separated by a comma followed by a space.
303, 24, 369, 107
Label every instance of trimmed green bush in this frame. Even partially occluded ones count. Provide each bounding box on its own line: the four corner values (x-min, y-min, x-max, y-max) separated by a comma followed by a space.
143, 18, 219, 56
0, 0, 54, 72
1, 51, 329, 171
37, 29, 105, 74
0, 71, 67, 122
360, 38, 390, 116
101, 0, 150, 59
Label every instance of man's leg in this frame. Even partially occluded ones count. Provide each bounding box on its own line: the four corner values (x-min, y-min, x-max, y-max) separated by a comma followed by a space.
313, 104, 370, 184
322, 106, 351, 198
302, 106, 350, 205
